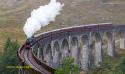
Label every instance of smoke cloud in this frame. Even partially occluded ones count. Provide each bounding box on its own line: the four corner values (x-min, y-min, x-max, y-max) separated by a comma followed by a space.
23, 0, 64, 38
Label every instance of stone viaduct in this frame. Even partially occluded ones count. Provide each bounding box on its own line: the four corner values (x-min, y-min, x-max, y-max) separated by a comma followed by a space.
18, 23, 125, 74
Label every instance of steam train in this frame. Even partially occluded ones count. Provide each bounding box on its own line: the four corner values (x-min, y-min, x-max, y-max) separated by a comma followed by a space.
25, 36, 36, 49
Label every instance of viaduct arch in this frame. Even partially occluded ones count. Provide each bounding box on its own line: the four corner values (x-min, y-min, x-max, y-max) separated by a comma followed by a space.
18, 23, 125, 74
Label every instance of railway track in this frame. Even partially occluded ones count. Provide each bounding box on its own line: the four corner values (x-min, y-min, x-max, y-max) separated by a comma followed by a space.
18, 43, 55, 74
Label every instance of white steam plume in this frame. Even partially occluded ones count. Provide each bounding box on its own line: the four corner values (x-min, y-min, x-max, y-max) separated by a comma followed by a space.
23, 0, 64, 38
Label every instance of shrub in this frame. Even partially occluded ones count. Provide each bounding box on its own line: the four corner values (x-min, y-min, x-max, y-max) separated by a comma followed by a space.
54, 57, 79, 74
87, 62, 112, 74
0, 38, 20, 74
113, 57, 125, 74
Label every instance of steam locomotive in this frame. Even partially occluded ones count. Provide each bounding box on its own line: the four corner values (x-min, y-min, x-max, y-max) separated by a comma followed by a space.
25, 36, 36, 49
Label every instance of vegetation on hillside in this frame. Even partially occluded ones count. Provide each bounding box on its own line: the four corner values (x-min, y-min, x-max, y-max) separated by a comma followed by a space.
0, 38, 20, 74
55, 57, 79, 74
54, 53, 125, 74
87, 54, 125, 74
1, 0, 125, 51
113, 57, 125, 74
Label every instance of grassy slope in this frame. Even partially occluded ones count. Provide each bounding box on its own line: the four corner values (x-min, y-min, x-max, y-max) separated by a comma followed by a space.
0, 0, 125, 52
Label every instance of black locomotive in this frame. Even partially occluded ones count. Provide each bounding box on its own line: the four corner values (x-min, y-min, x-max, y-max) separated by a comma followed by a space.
25, 36, 36, 49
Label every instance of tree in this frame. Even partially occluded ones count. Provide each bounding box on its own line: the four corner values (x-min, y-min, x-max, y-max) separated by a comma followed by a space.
54, 57, 79, 74
0, 38, 20, 74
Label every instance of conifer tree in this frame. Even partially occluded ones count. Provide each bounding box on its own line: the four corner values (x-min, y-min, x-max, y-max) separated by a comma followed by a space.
0, 38, 20, 74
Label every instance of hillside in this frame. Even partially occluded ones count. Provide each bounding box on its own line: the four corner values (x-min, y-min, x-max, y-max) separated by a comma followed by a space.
0, 0, 125, 52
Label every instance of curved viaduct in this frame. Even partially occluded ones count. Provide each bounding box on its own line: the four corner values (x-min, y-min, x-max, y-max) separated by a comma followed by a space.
18, 23, 125, 74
